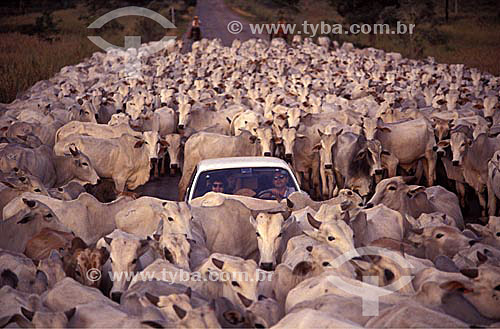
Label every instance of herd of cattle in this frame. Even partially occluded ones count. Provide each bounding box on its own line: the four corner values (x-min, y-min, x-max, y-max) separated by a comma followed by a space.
0, 35, 500, 328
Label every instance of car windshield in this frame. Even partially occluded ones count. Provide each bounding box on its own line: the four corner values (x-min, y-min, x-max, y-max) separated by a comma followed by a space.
192, 167, 298, 200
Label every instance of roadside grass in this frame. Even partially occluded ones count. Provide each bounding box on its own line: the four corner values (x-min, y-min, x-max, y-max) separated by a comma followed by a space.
0, 2, 192, 103
226, 0, 500, 76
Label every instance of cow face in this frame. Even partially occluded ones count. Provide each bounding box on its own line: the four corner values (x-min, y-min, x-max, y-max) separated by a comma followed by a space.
408, 226, 478, 261
281, 128, 305, 161
70, 246, 109, 288
312, 130, 342, 170
142, 292, 193, 322
214, 257, 260, 310
159, 202, 193, 240
105, 236, 149, 301
254, 127, 274, 157
158, 233, 191, 271
177, 103, 191, 130
162, 134, 185, 171
7, 198, 60, 227
461, 265, 500, 320
366, 176, 415, 211
304, 213, 359, 257
249, 211, 293, 271
287, 108, 301, 129
366, 139, 384, 176
143, 130, 160, 159
352, 250, 414, 294
69, 149, 99, 185
450, 130, 470, 166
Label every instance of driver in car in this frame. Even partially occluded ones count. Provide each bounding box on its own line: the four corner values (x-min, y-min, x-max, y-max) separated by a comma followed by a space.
258, 170, 295, 201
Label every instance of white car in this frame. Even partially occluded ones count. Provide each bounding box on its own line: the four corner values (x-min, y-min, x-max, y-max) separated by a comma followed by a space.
185, 156, 301, 203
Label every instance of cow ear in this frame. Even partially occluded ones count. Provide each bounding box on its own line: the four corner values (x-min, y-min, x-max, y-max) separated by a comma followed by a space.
145, 292, 160, 306
164, 247, 174, 263
306, 213, 322, 230
439, 280, 472, 293
64, 308, 76, 321
173, 304, 187, 319
407, 186, 426, 198
138, 239, 149, 256
249, 135, 257, 144
460, 268, 479, 279
71, 237, 87, 252
292, 261, 313, 276
212, 258, 224, 270
20, 307, 34, 321
286, 198, 294, 209
1, 269, 18, 289
22, 198, 37, 208
223, 311, 244, 325
237, 292, 253, 308
99, 247, 110, 264
103, 237, 113, 246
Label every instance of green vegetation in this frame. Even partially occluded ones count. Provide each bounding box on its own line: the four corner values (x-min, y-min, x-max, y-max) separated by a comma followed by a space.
0, 1, 195, 103
226, 0, 500, 76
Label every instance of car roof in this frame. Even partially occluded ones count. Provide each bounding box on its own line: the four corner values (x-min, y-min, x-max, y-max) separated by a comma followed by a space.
196, 156, 294, 172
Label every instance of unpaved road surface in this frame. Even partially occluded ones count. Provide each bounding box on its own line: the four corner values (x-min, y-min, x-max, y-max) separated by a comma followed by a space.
183, 0, 266, 51
141, 0, 266, 201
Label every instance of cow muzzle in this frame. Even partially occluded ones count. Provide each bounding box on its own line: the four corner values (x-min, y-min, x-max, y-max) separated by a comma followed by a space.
178, 124, 184, 130
374, 168, 384, 175
452, 160, 460, 166
170, 163, 178, 169
260, 262, 274, 271
285, 153, 292, 160
264, 152, 271, 156
324, 164, 333, 169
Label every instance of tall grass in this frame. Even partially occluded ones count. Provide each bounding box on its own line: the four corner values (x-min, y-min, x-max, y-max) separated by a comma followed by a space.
0, 3, 191, 103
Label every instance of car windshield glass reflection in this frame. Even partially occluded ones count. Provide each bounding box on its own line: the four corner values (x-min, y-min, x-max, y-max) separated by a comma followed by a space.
193, 167, 297, 200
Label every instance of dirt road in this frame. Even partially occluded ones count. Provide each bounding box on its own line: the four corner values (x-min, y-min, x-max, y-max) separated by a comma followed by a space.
183, 0, 266, 51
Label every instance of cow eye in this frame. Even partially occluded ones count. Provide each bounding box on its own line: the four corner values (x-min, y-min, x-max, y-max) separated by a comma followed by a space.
132, 259, 137, 264
496, 232, 500, 237
436, 233, 444, 239
256, 232, 260, 237
168, 217, 174, 222
322, 262, 331, 267
494, 285, 500, 291
34, 188, 41, 192
231, 281, 240, 287
277, 232, 283, 238
328, 236, 335, 241
45, 213, 53, 219
388, 186, 396, 191
82, 163, 88, 166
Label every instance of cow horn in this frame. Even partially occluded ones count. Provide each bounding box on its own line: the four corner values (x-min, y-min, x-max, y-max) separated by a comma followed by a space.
286, 198, 294, 208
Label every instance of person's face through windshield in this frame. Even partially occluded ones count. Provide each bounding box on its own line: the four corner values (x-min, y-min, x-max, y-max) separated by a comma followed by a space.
273, 173, 288, 189
211, 180, 224, 193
